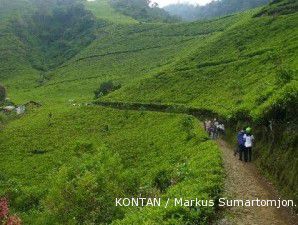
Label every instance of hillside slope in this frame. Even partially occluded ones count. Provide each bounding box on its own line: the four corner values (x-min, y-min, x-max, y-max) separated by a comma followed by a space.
0, 0, 297, 223
2, 7, 244, 103
101, 0, 298, 207
164, 0, 270, 21
85, 0, 138, 24
0, 106, 222, 224
104, 4, 297, 120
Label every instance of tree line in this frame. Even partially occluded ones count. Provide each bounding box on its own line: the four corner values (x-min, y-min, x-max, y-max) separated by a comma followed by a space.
164, 0, 271, 21
110, 0, 179, 22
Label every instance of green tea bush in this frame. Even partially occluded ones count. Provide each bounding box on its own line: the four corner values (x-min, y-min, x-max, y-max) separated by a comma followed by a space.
0, 106, 223, 224
40, 148, 125, 225
73, 140, 96, 156
255, 0, 298, 17
275, 68, 295, 86
13, 186, 44, 212
181, 116, 196, 140
1, 0, 296, 222
252, 81, 298, 122
153, 170, 172, 193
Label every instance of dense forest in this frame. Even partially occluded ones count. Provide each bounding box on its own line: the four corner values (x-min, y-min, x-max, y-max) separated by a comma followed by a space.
164, 0, 271, 21
9, 0, 100, 70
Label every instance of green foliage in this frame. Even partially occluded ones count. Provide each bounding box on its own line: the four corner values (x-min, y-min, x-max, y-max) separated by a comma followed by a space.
73, 140, 96, 156
10, 0, 100, 70
0, 84, 6, 103
85, 0, 138, 24
165, 0, 270, 21
105, 9, 297, 120
255, 0, 298, 17
0, 0, 297, 223
0, 0, 34, 21
0, 106, 222, 224
0, 112, 8, 125
275, 68, 295, 86
111, 0, 179, 22
40, 148, 124, 224
153, 170, 172, 193
94, 80, 121, 99
252, 81, 298, 121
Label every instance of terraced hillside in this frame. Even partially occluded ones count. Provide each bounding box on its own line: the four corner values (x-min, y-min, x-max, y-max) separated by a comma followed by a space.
2, 17, 241, 103
0, 0, 297, 224
105, 4, 297, 120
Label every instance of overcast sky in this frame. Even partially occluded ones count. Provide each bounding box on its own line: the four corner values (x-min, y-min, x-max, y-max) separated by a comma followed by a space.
155, 0, 213, 7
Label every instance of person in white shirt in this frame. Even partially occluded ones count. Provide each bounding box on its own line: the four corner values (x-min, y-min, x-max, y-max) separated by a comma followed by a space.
213, 118, 219, 139
243, 127, 254, 162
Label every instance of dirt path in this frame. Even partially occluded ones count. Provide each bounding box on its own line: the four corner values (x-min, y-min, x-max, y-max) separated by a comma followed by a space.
93, 102, 297, 224
217, 139, 297, 225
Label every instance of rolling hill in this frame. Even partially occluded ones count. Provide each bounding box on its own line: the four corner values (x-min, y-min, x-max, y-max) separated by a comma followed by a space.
0, 0, 297, 224
164, 0, 270, 21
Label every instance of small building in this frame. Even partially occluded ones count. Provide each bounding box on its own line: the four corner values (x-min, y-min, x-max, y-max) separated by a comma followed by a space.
3, 105, 15, 112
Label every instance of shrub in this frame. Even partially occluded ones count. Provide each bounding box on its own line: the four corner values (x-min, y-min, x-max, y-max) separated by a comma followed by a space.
94, 81, 121, 99
40, 148, 125, 224
5, 215, 22, 225
0, 198, 9, 220
153, 170, 172, 193
181, 116, 196, 140
0, 198, 21, 225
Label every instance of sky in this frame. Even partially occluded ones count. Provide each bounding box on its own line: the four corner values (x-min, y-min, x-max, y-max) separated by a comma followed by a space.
154, 0, 213, 7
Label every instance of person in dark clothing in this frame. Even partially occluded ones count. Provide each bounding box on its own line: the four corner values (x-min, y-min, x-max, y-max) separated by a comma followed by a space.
236, 128, 246, 161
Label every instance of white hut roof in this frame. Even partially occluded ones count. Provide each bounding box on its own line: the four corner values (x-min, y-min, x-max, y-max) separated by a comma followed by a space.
4, 106, 15, 110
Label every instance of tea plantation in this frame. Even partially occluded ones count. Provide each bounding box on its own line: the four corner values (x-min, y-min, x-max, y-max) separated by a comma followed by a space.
0, 105, 222, 224
0, 0, 297, 224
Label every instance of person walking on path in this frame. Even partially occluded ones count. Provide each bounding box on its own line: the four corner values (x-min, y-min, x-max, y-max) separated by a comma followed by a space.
204, 120, 208, 132
218, 123, 225, 137
206, 120, 212, 137
236, 128, 246, 161
243, 127, 254, 162
213, 118, 219, 139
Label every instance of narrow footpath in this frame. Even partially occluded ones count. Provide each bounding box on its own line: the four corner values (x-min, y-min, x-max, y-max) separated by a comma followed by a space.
217, 140, 297, 225
93, 102, 297, 225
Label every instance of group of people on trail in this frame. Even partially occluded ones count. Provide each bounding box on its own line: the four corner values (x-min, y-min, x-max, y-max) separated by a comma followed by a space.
204, 118, 225, 139
235, 127, 254, 162
204, 118, 255, 162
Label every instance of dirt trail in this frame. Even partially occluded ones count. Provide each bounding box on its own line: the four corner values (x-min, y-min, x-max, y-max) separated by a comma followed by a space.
217, 140, 297, 225
93, 102, 297, 225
